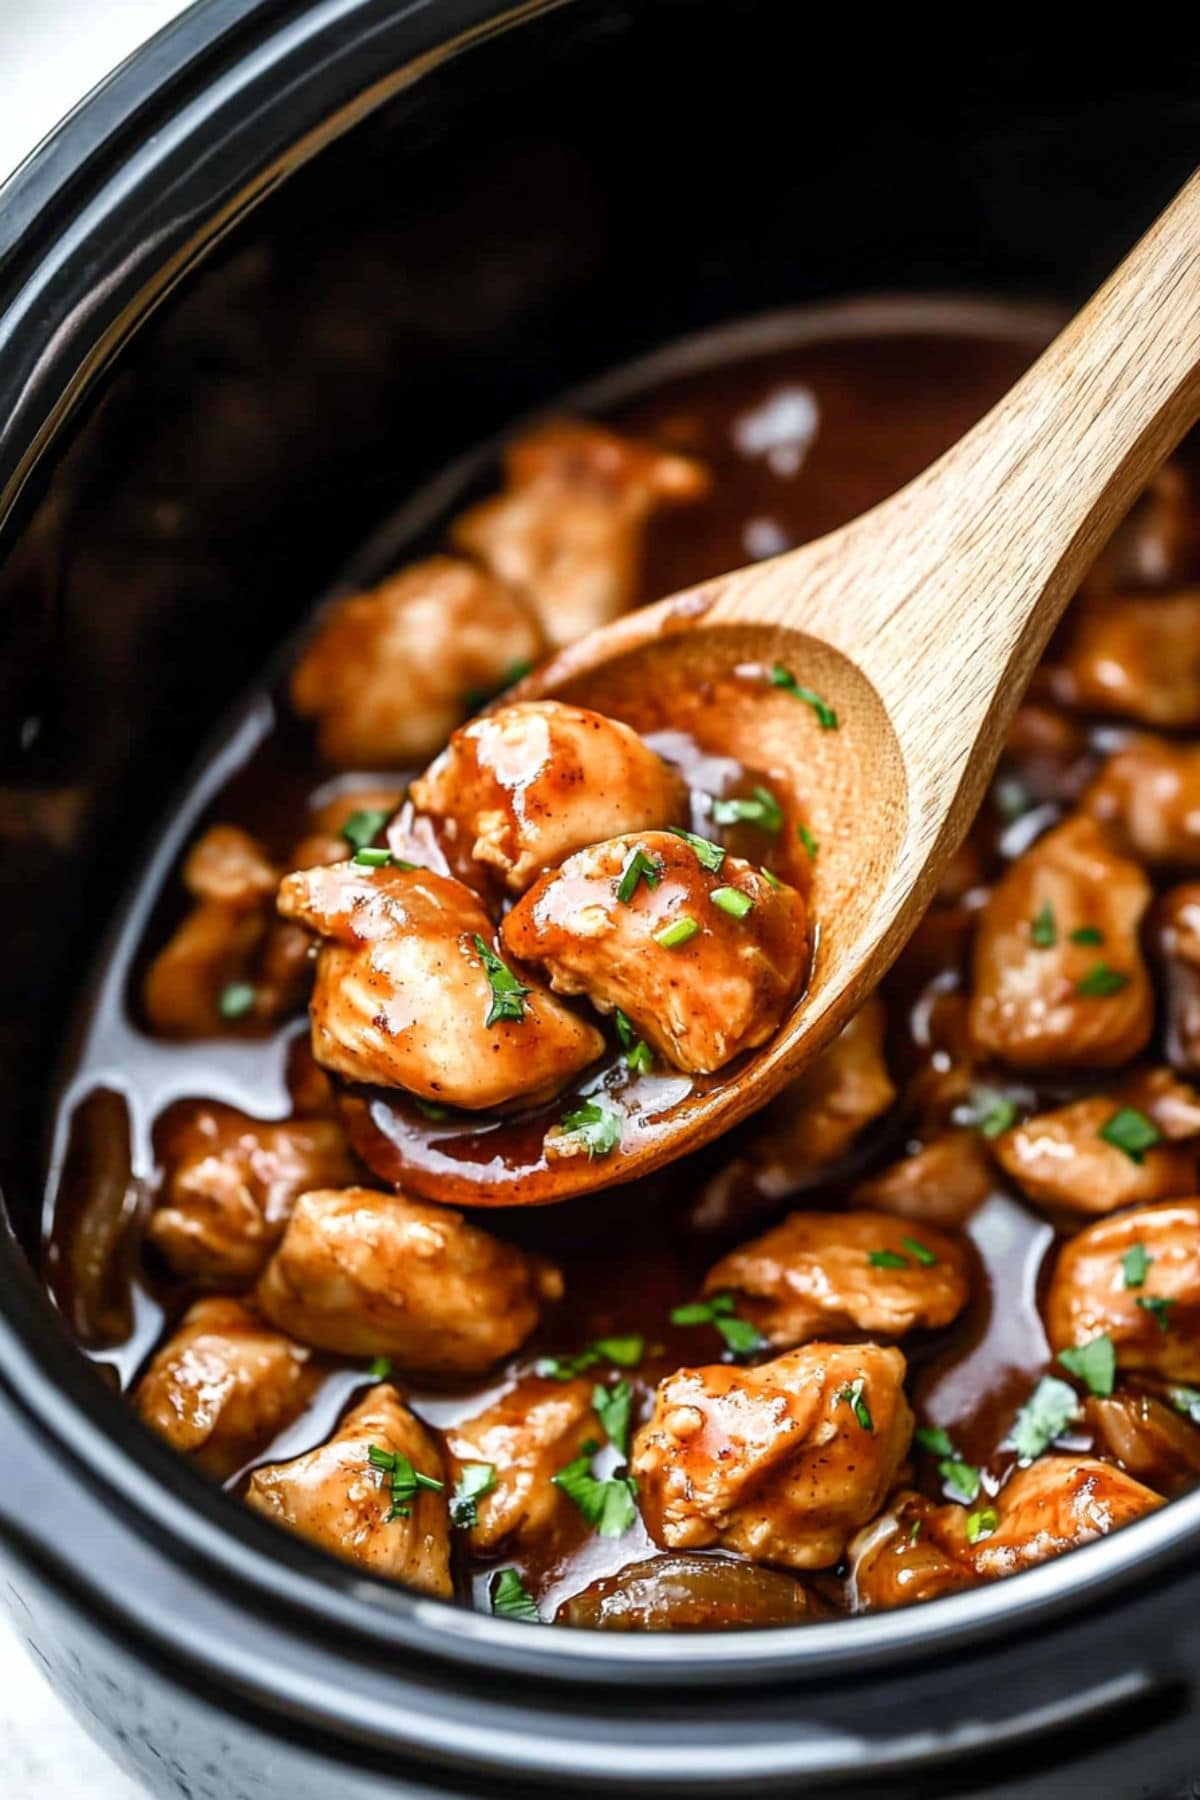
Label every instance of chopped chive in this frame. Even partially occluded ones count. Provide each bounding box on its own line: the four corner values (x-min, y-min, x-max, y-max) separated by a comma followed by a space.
626, 1040, 654, 1075
796, 822, 819, 861
1136, 1294, 1175, 1333
340, 807, 391, 853
711, 786, 784, 835
218, 981, 256, 1020
914, 1426, 955, 1457
352, 846, 396, 868
902, 1236, 937, 1267
965, 1506, 999, 1545
1099, 1107, 1161, 1165
1122, 1243, 1152, 1289
836, 1376, 873, 1432
759, 865, 784, 889
616, 846, 665, 904
472, 934, 529, 1026
367, 1443, 444, 1520
366, 1356, 392, 1380
1069, 926, 1105, 946
976, 1093, 1019, 1139
667, 827, 725, 873
1076, 963, 1130, 997
1057, 1333, 1116, 1397
768, 664, 838, 729
868, 1249, 909, 1270
1030, 902, 1057, 947
711, 886, 754, 920
938, 1458, 981, 1503
654, 916, 700, 949
670, 1293, 763, 1358
450, 1462, 497, 1529
535, 1333, 644, 1382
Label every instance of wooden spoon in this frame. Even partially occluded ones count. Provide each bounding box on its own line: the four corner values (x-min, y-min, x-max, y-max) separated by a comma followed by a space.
351, 170, 1200, 1206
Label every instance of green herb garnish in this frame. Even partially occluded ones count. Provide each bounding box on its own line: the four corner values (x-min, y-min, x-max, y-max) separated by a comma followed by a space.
218, 981, 256, 1020
670, 1292, 765, 1358
1099, 1107, 1161, 1165
965, 1506, 999, 1545
768, 663, 838, 729
616, 846, 665, 904
1009, 1376, 1081, 1461
1076, 963, 1130, 997
472, 934, 529, 1027
1030, 903, 1057, 948
367, 1444, 445, 1521
1168, 1385, 1200, 1425
1136, 1294, 1175, 1333
1069, 926, 1105, 946
491, 1568, 540, 1621
869, 1249, 910, 1270
836, 1376, 874, 1432
796, 823, 819, 860
552, 1445, 639, 1538
1122, 1243, 1152, 1289
366, 1356, 392, 1380
914, 1426, 955, 1457
551, 1096, 623, 1159
352, 846, 397, 868
592, 1379, 634, 1458
414, 1097, 451, 1123
977, 1093, 1019, 1139
535, 1334, 645, 1382
654, 916, 700, 949
668, 828, 725, 873
613, 1009, 654, 1072
711, 785, 784, 836
340, 807, 391, 854
1057, 1333, 1116, 1397
450, 1462, 497, 1529
711, 886, 754, 920
938, 1458, 981, 1503
902, 1236, 937, 1267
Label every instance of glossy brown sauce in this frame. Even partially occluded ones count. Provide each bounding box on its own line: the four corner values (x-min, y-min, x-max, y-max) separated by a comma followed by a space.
46, 306, 1177, 1619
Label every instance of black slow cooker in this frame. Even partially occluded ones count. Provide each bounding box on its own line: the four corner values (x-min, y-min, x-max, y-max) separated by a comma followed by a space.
2, 5, 1200, 1794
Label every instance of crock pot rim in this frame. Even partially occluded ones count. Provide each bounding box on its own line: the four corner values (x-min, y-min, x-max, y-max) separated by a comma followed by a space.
1, 0, 1198, 1701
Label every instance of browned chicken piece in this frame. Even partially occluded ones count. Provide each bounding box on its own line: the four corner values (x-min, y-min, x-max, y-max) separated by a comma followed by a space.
991, 1070, 1200, 1216
134, 1297, 316, 1480
277, 862, 603, 1110
503, 832, 810, 1076
968, 815, 1153, 1070
245, 1383, 452, 1595
1086, 1387, 1200, 1495
452, 420, 709, 650
555, 1553, 830, 1630
146, 1100, 359, 1283
1155, 883, 1200, 1075
410, 699, 688, 895
1047, 589, 1200, 728
852, 1131, 995, 1229
290, 557, 544, 767
256, 1186, 561, 1373
143, 825, 285, 1036
631, 1342, 912, 1570
1084, 736, 1200, 868
846, 1492, 977, 1612
445, 1376, 602, 1554
288, 785, 404, 871
948, 1457, 1161, 1579
1047, 1200, 1200, 1383
701, 1210, 970, 1347
999, 702, 1093, 808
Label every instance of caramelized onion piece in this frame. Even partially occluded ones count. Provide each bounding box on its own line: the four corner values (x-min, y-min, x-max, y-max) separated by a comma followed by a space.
46, 1089, 144, 1348
555, 1552, 829, 1630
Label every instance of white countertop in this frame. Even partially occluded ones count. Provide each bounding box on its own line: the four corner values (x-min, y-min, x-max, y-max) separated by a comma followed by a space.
0, 1611, 145, 1798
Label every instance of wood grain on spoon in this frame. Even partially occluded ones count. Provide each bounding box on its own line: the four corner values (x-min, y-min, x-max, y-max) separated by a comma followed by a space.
364, 170, 1200, 1206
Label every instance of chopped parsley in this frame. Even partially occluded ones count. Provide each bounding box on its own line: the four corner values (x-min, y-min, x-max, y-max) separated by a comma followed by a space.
914, 1426, 955, 1458
592, 1379, 634, 1457
938, 1458, 981, 1504
340, 807, 391, 853
1009, 1376, 1081, 1462
868, 1249, 910, 1270
613, 1009, 653, 1072
965, 1506, 999, 1545
1057, 1333, 1116, 1398
1030, 903, 1057, 948
1122, 1243, 1152, 1289
535, 1333, 645, 1381
616, 845, 664, 904
668, 827, 725, 873
218, 981, 256, 1020
552, 1444, 639, 1538
1076, 963, 1130, 998
491, 1568, 540, 1621
450, 1462, 497, 1529
768, 663, 839, 729
1169, 1385, 1200, 1425
711, 886, 754, 920
366, 1356, 392, 1380
902, 1235, 937, 1267
976, 1093, 1019, 1139
711, 785, 784, 836
759, 865, 785, 889
1099, 1107, 1161, 1164
1069, 925, 1105, 946
654, 916, 700, 949
1136, 1294, 1175, 1333
472, 934, 529, 1027
352, 846, 405, 868
670, 1292, 765, 1357
796, 822, 820, 861
551, 1096, 623, 1159
367, 1444, 444, 1521
836, 1377, 874, 1432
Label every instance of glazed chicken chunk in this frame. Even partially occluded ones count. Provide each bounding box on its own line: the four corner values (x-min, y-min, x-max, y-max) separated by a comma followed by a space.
948, 1458, 1162, 1580
968, 815, 1153, 1069
255, 1186, 561, 1373
446, 1376, 603, 1554
410, 699, 688, 894
245, 1383, 452, 1595
1155, 883, 1200, 1075
1084, 735, 1200, 869
277, 862, 603, 1110
452, 419, 709, 649
700, 1210, 970, 1347
146, 1100, 359, 1283
503, 831, 810, 1075
290, 556, 544, 767
134, 1297, 316, 1480
631, 1343, 912, 1570
1046, 1200, 1200, 1383
1047, 588, 1200, 727
852, 1132, 995, 1230
143, 825, 284, 1036
990, 1070, 1200, 1215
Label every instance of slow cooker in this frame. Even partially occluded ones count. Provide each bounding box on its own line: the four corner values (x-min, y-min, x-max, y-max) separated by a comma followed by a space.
2, 4, 1200, 1794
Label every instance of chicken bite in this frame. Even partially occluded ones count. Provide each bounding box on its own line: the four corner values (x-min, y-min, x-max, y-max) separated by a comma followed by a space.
445, 1376, 602, 1554
631, 1342, 912, 1570
968, 815, 1153, 1070
255, 1186, 561, 1374
147, 1100, 359, 1283
852, 1132, 994, 1230
1084, 735, 1200, 869
134, 1297, 316, 1480
1047, 589, 1200, 727
503, 831, 810, 1076
410, 699, 688, 895
143, 825, 292, 1036
290, 556, 544, 767
245, 1383, 452, 1595
952, 1457, 1161, 1579
1046, 1200, 1200, 1383
990, 1071, 1200, 1215
700, 1210, 969, 1347
452, 419, 709, 649
277, 861, 603, 1110
1155, 884, 1200, 1075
